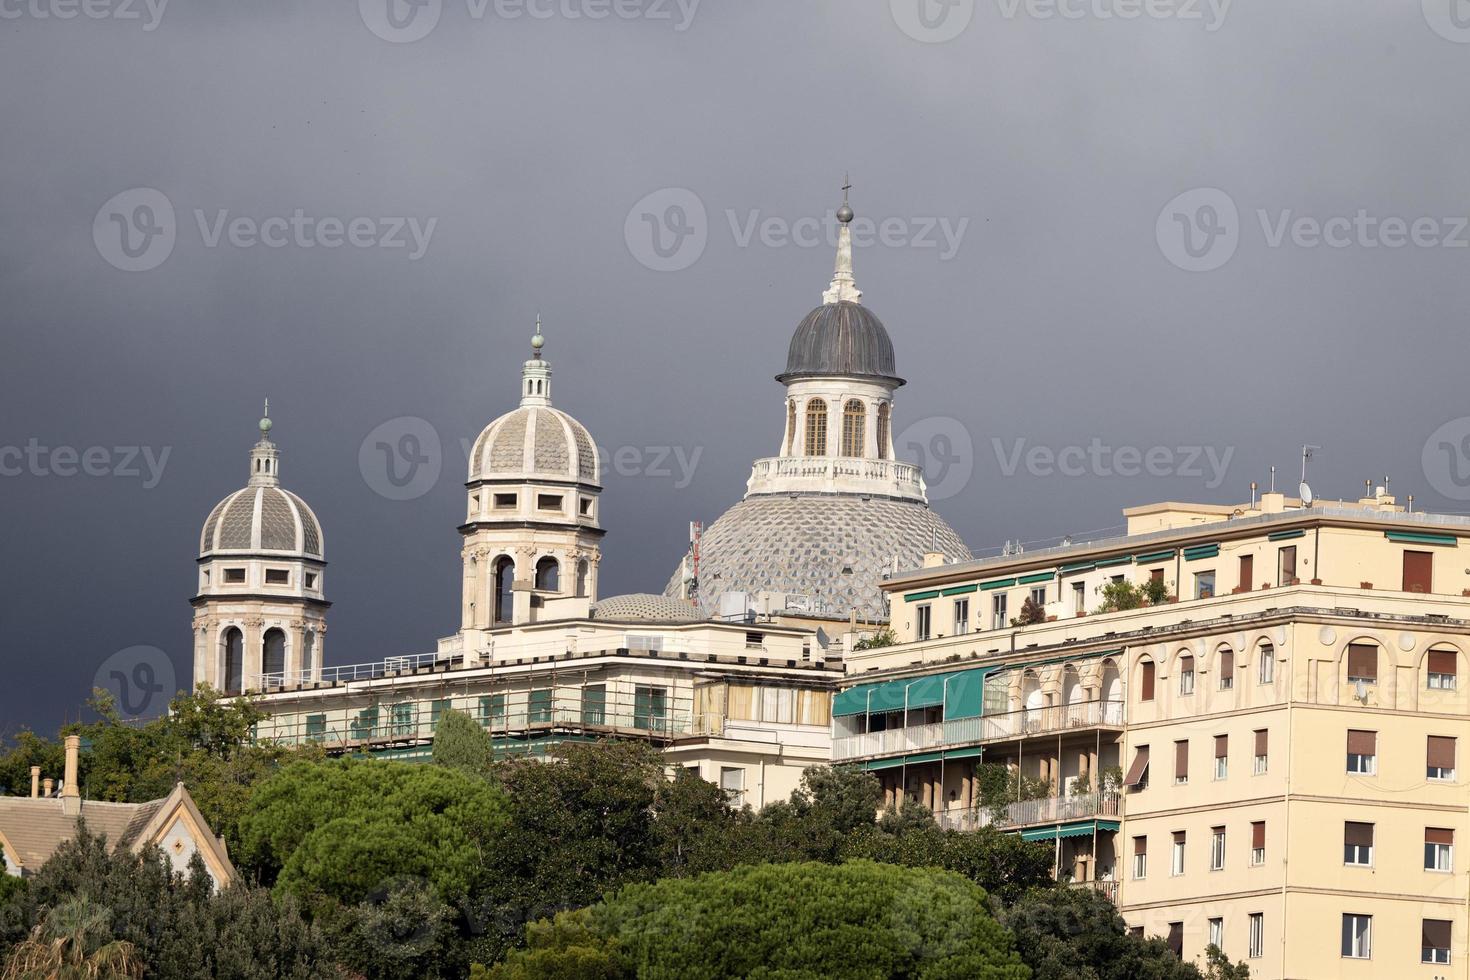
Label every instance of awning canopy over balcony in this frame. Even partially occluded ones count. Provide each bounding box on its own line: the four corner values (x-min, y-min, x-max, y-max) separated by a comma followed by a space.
832, 666, 997, 719
1019, 819, 1121, 842
858, 745, 984, 770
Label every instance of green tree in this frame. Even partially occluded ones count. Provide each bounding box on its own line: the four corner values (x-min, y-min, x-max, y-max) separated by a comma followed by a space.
1200, 944, 1251, 980
1095, 580, 1147, 614
843, 824, 1055, 908
432, 709, 495, 775
998, 885, 1206, 980
1, 896, 143, 980
489, 861, 1030, 980
852, 627, 897, 651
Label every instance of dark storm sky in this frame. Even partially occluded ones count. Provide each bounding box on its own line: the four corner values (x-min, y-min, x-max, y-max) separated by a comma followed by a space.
5, 0, 1470, 733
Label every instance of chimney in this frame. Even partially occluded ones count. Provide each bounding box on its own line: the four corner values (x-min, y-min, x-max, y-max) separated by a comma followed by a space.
922, 551, 946, 568
29, 766, 40, 799
42, 778, 53, 798
61, 735, 81, 813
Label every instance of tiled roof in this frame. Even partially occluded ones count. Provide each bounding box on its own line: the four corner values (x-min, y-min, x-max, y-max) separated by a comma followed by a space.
0, 797, 160, 872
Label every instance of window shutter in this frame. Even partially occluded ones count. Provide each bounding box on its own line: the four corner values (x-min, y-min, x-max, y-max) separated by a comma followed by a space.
1167, 922, 1183, 956
1251, 821, 1265, 849
1428, 736, 1457, 769
1344, 821, 1374, 847
1255, 729, 1268, 755
1215, 734, 1228, 758
1123, 746, 1150, 787
1141, 661, 1155, 700
1429, 649, 1457, 676
1347, 644, 1378, 680
1219, 649, 1234, 678
1181, 655, 1195, 673
1423, 919, 1452, 950
1426, 827, 1454, 845
1172, 830, 1186, 844
1403, 550, 1433, 593
1238, 554, 1253, 591
1134, 836, 1147, 856
1347, 729, 1376, 755
1175, 740, 1189, 779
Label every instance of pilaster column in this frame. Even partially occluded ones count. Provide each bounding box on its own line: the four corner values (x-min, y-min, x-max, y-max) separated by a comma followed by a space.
242, 617, 265, 693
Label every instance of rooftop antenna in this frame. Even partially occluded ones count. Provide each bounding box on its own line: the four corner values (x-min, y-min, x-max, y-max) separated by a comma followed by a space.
1299, 444, 1320, 507
1250, 481, 1258, 507
1269, 466, 1276, 493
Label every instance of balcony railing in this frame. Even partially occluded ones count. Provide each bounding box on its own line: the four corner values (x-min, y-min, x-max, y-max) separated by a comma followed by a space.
933, 791, 1120, 832
832, 699, 1124, 762
745, 456, 925, 499
1069, 879, 1119, 904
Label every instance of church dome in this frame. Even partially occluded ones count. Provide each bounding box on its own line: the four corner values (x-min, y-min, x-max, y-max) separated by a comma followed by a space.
200, 486, 323, 558
467, 405, 599, 484
778, 301, 901, 385
591, 593, 702, 624
664, 493, 969, 620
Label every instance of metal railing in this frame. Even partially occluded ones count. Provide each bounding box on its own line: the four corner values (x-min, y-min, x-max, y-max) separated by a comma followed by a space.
1069, 879, 1119, 904
832, 699, 1124, 761
252, 652, 448, 690
933, 791, 1120, 832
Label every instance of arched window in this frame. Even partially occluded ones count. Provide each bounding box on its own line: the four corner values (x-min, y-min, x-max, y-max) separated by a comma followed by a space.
1101, 659, 1122, 702
535, 556, 560, 592
785, 400, 797, 456
222, 627, 243, 695
494, 556, 515, 624
804, 400, 828, 457
876, 403, 890, 459
842, 400, 866, 457
262, 628, 286, 683
576, 559, 590, 597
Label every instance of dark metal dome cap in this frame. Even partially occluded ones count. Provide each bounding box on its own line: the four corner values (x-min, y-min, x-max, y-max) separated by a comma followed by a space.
777, 301, 904, 386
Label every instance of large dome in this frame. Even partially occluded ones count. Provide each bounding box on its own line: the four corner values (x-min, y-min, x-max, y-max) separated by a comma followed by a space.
591, 593, 702, 624
468, 405, 599, 484
664, 493, 970, 620
200, 485, 323, 559
778, 301, 901, 385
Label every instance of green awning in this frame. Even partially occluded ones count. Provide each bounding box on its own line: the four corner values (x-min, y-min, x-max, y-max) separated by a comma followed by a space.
941, 584, 978, 596
1059, 561, 1095, 574
904, 589, 942, 602
861, 745, 984, 770
1182, 543, 1220, 560
1134, 549, 1177, 563
834, 666, 995, 719
980, 577, 1016, 590
1095, 555, 1132, 568
1017, 571, 1056, 585
1386, 530, 1458, 546
943, 746, 984, 761
1019, 819, 1120, 841
1267, 529, 1306, 541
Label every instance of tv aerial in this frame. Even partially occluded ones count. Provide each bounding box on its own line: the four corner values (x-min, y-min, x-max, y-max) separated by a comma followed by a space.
1299, 444, 1321, 506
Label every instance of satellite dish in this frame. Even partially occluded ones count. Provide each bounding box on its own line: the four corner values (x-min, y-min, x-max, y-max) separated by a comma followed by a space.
1299, 482, 1314, 506
815, 627, 830, 649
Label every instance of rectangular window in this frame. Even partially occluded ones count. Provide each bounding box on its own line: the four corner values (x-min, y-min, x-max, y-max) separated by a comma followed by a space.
428, 698, 451, 731
224, 567, 246, 583
1030, 585, 1046, 607
719, 766, 745, 804
1253, 728, 1269, 774
1179, 656, 1195, 695
1140, 661, 1156, 701
1219, 649, 1234, 690
1248, 913, 1264, 958
528, 688, 552, 724
1123, 745, 1150, 789
265, 568, 290, 585
1344, 821, 1374, 866
1428, 735, 1457, 781
536, 493, 564, 511
634, 685, 668, 732
1278, 545, 1297, 585
1208, 917, 1223, 950
479, 694, 505, 727
916, 604, 932, 641
1238, 553, 1253, 592
1072, 581, 1086, 614
1167, 921, 1184, 959
391, 701, 414, 737
1346, 643, 1378, 684
493, 492, 517, 509
305, 572, 317, 588
745, 631, 765, 648
1423, 919, 1452, 965
1341, 914, 1371, 959
1214, 734, 1228, 779
1195, 569, 1216, 599
953, 598, 969, 635
1174, 740, 1189, 784
1258, 644, 1275, 684
992, 593, 1007, 630
1132, 836, 1147, 879
581, 684, 607, 725
1429, 649, 1458, 690
1404, 549, 1434, 593
1347, 729, 1377, 775
1426, 827, 1454, 872
579, 498, 593, 516
1210, 827, 1225, 870
1171, 831, 1186, 876
304, 713, 326, 741
1251, 820, 1265, 865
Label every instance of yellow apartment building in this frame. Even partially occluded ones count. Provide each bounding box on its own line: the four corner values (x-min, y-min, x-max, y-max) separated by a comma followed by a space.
841, 489, 1470, 979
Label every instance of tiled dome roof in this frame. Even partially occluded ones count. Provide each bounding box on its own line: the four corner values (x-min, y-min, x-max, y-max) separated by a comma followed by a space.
467, 405, 599, 484
590, 593, 702, 623
665, 493, 969, 620
200, 486, 323, 558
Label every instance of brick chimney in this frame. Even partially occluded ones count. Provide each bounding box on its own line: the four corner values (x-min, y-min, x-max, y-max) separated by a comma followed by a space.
29, 766, 40, 799
61, 735, 81, 815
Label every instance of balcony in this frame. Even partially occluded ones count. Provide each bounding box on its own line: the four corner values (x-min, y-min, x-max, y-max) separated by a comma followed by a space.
745, 456, 925, 500
1068, 879, 1120, 904
832, 699, 1124, 762
933, 790, 1120, 832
